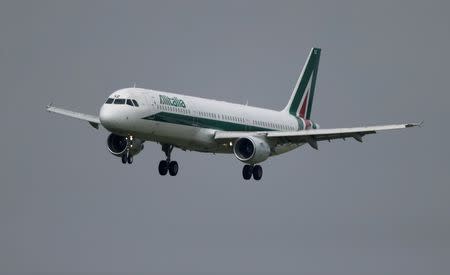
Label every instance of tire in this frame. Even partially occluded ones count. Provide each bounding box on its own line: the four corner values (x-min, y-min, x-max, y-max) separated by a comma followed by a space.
242, 165, 253, 180
127, 155, 133, 164
121, 154, 127, 164
168, 161, 179, 176
253, 165, 263, 180
158, 160, 169, 176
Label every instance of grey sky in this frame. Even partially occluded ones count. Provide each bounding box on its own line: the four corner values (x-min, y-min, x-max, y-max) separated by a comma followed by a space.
1, 0, 449, 274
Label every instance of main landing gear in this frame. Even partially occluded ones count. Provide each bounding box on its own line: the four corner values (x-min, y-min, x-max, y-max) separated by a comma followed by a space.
242, 164, 263, 181
158, 144, 179, 176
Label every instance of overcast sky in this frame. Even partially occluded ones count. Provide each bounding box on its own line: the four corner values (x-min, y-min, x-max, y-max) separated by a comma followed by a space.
1, 0, 449, 274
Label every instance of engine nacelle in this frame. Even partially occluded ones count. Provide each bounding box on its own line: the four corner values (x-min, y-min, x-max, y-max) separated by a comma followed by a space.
107, 133, 144, 157
233, 136, 271, 164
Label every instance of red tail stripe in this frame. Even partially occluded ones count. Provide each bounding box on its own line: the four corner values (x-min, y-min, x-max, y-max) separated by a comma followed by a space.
298, 92, 309, 118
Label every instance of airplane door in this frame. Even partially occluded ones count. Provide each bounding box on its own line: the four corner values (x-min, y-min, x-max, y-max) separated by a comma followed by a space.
150, 95, 157, 108
243, 108, 249, 131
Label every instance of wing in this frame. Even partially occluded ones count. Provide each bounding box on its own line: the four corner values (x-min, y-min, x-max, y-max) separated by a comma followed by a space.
214, 123, 421, 150
46, 104, 100, 129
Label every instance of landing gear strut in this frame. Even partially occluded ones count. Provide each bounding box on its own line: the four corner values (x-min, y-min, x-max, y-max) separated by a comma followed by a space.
242, 164, 263, 181
121, 136, 134, 165
158, 144, 179, 176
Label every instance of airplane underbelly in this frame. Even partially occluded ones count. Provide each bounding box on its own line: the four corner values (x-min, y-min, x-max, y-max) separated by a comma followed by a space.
137, 121, 220, 152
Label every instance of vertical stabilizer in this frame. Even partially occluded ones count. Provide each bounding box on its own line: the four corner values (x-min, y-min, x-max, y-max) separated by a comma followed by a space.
283, 48, 321, 119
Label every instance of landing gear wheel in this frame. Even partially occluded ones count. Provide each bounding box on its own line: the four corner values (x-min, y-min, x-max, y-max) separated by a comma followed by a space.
168, 161, 179, 176
158, 160, 169, 176
253, 165, 263, 181
242, 165, 253, 180
160, 144, 179, 176
127, 155, 133, 164
121, 154, 127, 164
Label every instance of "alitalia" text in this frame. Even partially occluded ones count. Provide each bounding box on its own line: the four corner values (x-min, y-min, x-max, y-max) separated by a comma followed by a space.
159, 95, 186, 108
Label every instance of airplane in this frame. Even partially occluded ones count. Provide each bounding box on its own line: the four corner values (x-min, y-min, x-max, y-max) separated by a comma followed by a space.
46, 48, 419, 180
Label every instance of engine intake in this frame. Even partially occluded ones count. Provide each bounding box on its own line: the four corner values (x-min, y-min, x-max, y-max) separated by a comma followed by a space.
233, 136, 270, 164
107, 133, 144, 157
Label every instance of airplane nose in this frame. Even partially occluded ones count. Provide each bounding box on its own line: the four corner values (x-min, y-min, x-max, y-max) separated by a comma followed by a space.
99, 104, 118, 130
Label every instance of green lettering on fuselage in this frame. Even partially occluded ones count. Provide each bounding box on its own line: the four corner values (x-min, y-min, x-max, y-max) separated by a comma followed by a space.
159, 95, 186, 108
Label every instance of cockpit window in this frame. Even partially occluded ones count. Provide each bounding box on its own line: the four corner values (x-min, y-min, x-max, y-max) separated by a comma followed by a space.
105, 98, 114, 104
114, 99, 125, 104
126, 99, 133, 106
132, 99, 139, 107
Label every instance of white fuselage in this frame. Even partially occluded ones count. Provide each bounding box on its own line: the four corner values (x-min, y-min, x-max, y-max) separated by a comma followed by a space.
99, 88, 316, 155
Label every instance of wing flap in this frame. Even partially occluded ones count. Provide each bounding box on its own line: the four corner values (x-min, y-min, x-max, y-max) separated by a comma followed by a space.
46, 104, 100, 129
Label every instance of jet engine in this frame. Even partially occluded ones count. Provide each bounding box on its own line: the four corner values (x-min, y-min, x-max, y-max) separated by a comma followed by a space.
107, 133, 144, 157
233, 136, 271, 164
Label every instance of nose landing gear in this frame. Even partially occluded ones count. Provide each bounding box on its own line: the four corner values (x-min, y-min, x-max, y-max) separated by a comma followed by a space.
158, 144, 179, 176
121, 153, 133, 164
120, 135, 134, 165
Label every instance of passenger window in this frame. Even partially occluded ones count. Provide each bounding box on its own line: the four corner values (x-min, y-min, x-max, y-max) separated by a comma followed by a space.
126, 99, 133, 106
105, 98, 114, 104
132, 99, 139, 107
114, 99, 125, 104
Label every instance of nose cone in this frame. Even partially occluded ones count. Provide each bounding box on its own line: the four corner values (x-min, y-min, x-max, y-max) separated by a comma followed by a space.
99, 104, 121, 131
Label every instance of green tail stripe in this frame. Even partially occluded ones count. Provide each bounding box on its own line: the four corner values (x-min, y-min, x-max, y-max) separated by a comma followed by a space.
306, 53, 320, 119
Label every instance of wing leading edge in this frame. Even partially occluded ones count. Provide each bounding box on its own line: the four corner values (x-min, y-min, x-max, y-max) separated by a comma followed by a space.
46, 104, 100, 129
214, 122, 421, 150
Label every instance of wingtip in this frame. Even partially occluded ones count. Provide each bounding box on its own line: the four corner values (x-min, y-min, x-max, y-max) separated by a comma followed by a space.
405, 121, 423, 128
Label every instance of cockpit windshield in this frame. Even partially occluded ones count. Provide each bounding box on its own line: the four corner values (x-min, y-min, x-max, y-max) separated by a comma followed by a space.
114, 99, 126, 104
106, 97, 140, 107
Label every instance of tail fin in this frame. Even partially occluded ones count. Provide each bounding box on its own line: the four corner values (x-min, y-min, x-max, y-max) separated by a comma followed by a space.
283, 47, 321, 119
